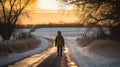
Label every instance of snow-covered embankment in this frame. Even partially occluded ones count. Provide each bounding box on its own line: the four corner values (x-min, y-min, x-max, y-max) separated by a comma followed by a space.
0, 37, 51, 67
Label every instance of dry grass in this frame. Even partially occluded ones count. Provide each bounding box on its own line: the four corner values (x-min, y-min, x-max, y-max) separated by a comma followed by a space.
0, 38, 41, 57
76, 38, 92, 47
87, 40, 120, 58
76, 37, 120, 58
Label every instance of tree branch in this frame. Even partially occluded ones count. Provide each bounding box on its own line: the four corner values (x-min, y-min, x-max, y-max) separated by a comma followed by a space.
9, 0, 16, 20
0, 0, 6, 23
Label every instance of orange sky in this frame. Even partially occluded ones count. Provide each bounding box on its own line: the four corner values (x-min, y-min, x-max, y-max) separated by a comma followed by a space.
21, 0, 79, 25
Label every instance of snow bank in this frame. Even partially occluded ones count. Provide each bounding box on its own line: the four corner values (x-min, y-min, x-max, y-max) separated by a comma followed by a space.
66, 39, 120, 67
0, 38, 51, 67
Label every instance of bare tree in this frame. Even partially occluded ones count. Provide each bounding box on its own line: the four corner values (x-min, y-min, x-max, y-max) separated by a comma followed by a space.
59, 0, 120, 40
0, 0, 34, 40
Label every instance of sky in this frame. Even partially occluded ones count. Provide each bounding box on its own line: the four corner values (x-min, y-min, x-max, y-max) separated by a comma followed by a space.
21, 0, 79, 25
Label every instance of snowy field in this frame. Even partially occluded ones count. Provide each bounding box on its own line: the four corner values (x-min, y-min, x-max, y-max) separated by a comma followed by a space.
1, 27, 119, 67
34, 27, 109, 39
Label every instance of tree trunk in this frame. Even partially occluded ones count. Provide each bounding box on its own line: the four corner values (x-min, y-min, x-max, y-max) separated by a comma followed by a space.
0, 23, 14, 41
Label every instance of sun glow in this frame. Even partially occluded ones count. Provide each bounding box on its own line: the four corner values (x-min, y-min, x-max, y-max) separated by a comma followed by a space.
38, 0, 60, 10
37, 0, 75, 10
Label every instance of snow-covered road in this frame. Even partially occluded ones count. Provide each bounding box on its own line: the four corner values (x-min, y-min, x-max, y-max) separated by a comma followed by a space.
8, 46, 56, 67
8, 41, 78, 67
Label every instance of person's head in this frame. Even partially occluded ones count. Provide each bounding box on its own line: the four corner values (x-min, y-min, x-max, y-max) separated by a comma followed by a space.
57, 31, 61, 35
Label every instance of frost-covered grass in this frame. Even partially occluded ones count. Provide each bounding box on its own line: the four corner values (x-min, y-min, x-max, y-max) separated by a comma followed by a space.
0, 38, 40, 57
0, 38, 51, 66
76, 38, 92, 47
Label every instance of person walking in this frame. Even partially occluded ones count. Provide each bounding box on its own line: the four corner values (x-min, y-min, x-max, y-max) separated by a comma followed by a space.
55, 31, 65, 56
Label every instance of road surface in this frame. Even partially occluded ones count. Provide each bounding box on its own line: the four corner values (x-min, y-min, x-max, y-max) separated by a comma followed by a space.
8, 46, 78, 67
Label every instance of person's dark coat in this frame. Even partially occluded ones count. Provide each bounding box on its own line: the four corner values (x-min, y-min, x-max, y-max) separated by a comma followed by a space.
55, 35, 64, 47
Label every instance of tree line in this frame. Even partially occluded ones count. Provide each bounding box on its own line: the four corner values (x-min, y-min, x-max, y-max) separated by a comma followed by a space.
59, 0, 120, 40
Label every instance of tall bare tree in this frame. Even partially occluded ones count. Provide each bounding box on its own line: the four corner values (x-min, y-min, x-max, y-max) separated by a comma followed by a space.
59, 0, 120, 40
0, 0, 34, 40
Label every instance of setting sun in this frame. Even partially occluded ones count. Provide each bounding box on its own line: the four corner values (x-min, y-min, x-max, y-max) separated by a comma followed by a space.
38, 0, 60, 10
